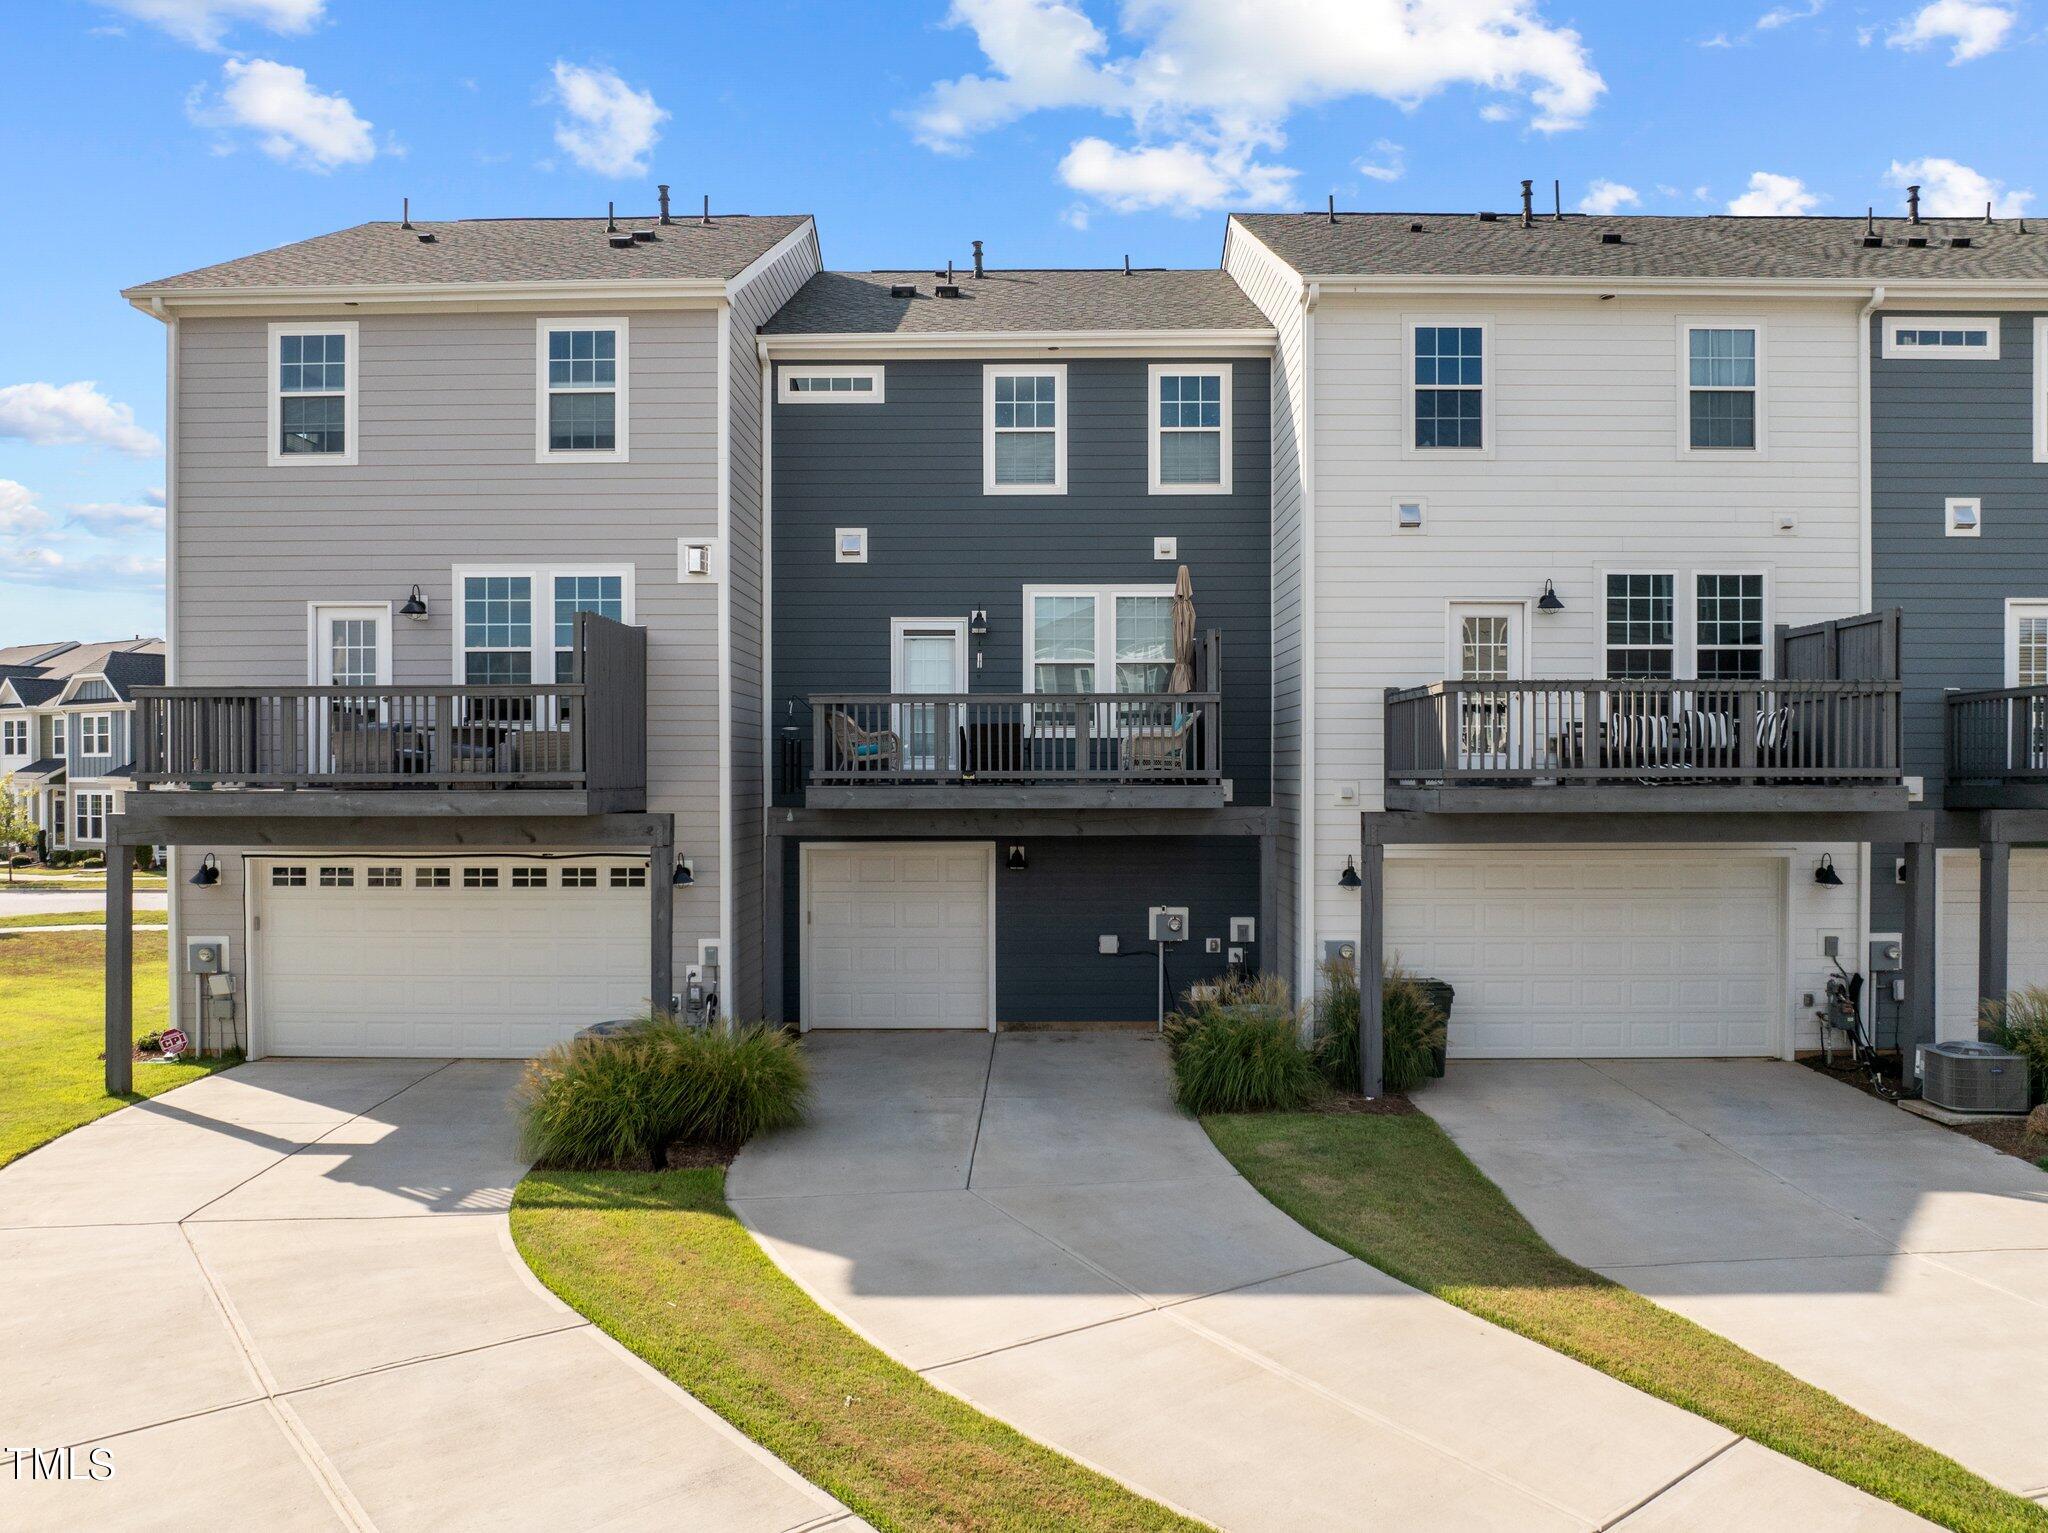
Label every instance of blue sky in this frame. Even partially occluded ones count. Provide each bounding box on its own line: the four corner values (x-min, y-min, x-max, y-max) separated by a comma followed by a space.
2, 0, 2041, 644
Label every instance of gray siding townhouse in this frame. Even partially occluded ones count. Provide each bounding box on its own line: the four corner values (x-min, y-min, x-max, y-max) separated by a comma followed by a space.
757, 265, 1280, 1028
107, 202, 819, 1078
1865, 266, 2048, 1055
0, 638, 164, 854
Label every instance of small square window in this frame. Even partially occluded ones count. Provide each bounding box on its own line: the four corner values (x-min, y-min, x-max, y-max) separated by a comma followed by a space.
562, 866, 598, 889
1947, 497, 1983, 537
416, 866, 451, 889
318, 866, 354, 888
611, 865, 647, 889
512, 865, 549, 889
463, 866, 500, 889
835, 528, 868, 564
271, 866, 308, 888
367, 867, 403, 888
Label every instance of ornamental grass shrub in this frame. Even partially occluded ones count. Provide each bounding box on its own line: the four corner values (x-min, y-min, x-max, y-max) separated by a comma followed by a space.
1983, 986, 2048, 1103
1164, 973, 1323, 1115
1310, 958, 1447, 1094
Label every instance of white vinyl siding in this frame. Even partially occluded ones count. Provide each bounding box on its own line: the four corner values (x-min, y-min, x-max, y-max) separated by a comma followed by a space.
984, 364, 1066, 494
536, 318, 628, 463
268, 321, 358, 467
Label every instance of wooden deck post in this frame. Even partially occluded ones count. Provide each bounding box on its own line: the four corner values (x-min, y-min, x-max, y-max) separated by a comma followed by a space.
1901, 833, 1937, 1089
1977, 823, 2010, 1040
1358, 824, 1385, 1100
105, 840, 133, 1095
649, 833, 675, 1018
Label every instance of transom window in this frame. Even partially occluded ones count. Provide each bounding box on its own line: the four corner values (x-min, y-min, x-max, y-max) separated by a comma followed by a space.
79, 714, 111, 756
985, 365, 1066, 493
1, 718, 26, 755
1606, 574, 1676, 679
270, 323, 357, 465
1685, 325, 1759, 451
780, 366, 884, 403
538, 320, 627, 461
72, 792, 110, 845
1150, 367, 1230, 492
1027, 588, 1176, 694
463, 575, 533, 685
553, 574, 625, 681
1695, 575, 1765, 680
1411, 324, 1485, 450
1883, 317, 1998, 360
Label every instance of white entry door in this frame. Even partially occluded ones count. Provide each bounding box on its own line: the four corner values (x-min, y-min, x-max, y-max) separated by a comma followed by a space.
892, 619, 967, 771
1448, 603, 1524, 772
803, 843, 994, 1029
312, 604, 391, 687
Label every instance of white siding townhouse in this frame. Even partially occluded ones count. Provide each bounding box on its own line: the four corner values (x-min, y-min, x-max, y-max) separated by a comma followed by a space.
0, 638, 165, 855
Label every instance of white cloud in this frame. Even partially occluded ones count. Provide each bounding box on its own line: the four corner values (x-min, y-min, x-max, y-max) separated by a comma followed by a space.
198, 58, 374, 170
0, 482, 51, 536
1886, 156, 2033, 216
1578, 179, 1640, 214
67, 500, 167, 532
1356, 139, 1405, 182
91, 0, 322, 51
0, 546, 165, 591
1478, 102, 1515, 122
549, 61, 668, 178
1757, 0, 1825, 28
0, 382, 160, 457
1886, 1, 2017, 62
1727, 170, 1819, 215
911, 0, 1604, 215
1059, 202, 1092, 230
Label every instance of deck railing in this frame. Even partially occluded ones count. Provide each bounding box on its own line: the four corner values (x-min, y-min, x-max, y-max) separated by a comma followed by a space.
1385, 679, 1901, 789
1947, 686, 2048, 785
810, 692, 1222, 788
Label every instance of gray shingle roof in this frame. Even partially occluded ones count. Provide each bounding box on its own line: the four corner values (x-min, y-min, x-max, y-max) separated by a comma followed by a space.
762, 269, 1270, 335
101, 651, 166, 700
1235, 212, 2048, 282
127, 215, 812, 294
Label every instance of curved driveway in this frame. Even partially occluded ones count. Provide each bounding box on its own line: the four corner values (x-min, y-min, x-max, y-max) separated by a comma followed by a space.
0, 1059, 863, 1533
731, 1030, 1924, 1532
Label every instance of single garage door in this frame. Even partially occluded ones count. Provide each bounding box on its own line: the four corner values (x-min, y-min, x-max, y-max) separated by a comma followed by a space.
803, 843, 993, 1029
252, 855, 651, 1057
1938, 850, 2048, 1042
1386, 851, 1783, 1057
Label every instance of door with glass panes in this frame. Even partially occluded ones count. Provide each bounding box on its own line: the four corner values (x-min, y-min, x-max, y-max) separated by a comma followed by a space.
892, 620, 967, 772
312, 604, 389, 774
1449, 603, 1523, 772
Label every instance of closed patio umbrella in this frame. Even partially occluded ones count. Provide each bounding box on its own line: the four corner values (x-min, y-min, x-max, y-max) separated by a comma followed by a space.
1169, 565, 1196, 694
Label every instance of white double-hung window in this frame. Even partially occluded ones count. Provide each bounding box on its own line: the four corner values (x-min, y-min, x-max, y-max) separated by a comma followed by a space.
73, 791, 110, 845
0, 717, 26, 756
457, 567, 633, 684
985, 364, 1065, 493
269, 321, 358, 465
80, 713, 112, 756
1025, 588, 1175, 695
1149, 365, 1231, 493
537, 319, 628, 462
1681, 322, 1763, 454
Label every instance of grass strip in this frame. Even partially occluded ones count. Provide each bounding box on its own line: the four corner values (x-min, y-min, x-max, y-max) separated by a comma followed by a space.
0, 910, 170, 929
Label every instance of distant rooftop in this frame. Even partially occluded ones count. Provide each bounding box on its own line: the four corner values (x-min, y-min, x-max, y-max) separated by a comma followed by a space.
1235, 212, 2048, 282
763, 268, 1270, 335
126, 214, 813, 295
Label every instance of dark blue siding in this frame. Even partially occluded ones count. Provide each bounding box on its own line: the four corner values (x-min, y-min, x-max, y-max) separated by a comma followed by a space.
770, 357, 1273, 804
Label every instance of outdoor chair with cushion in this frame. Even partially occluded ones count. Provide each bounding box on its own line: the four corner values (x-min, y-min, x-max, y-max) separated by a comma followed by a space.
1122, 708, 1201, 775
828, 711, 901, 773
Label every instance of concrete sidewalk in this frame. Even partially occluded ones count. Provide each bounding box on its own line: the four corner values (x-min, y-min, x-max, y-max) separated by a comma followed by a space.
0, 1059, 867, 1533
0, 889, 168, 916
731, 1031, 1923, 1531
1428, 1059, 2048, 1506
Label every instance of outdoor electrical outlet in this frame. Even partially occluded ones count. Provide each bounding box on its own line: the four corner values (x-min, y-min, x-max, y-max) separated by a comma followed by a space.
1206, 937, 1222, 954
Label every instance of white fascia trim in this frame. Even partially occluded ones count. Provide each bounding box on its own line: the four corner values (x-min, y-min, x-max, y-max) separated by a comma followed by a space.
1858, 286, 1885, 611
125, 277, 730, 317
165, 312, 181, 1033
1300, 279, 1319, 996
725, 219, 821, 305
761, 329, 1276, 360
1300, 274, 2048, 301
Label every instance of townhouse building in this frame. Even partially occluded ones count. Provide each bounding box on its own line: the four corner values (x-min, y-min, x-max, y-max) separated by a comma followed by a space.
756, 265, 1277, 1027
109, 203, 819, 1076
0, 638, 164, 854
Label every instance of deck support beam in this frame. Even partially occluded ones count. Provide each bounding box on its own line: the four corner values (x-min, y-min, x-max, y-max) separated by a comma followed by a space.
1977, 824, 2011, 1040
1901, 833, 1938, 1088
1358, 829, 1385, 1100
104, 848, 133, 1096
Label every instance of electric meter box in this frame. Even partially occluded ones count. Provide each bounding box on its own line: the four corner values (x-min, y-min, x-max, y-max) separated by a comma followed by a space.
185, 939, 227, 975
1148, 906, 1189, 943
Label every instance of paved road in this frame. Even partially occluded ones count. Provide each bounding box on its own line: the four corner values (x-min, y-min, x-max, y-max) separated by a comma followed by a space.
1429, 1059, 2048, 1507
0, 1060, 867, 1532
731, 1031, 1923, 1531
0, 889, 168, 916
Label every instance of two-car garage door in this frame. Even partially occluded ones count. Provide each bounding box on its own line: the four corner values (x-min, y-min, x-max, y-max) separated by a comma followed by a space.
252, 856, 651, 1057
1385, 852, 1783, 1057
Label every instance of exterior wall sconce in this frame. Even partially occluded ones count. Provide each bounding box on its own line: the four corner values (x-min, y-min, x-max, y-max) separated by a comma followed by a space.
400, 584, 429, 621
1006, 844, 1027, 871
969, 608, 989, 639
672, 858, 694, 887
1338, 856, 1362, 890
1537, 581, 1565, 614
1814, 854, 1843, 888
191, 852, 221, 887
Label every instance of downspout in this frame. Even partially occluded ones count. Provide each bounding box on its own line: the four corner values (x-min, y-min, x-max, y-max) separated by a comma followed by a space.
1856, 283, 1884, 1044
1299, 280, 1319, 1000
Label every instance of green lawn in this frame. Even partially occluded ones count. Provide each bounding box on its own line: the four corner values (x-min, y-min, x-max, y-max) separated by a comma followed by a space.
1204, 1110, 2046, 1533
0, 930, 231, 1167
0, 910, 170, 929
513, 1170, 1206, 1533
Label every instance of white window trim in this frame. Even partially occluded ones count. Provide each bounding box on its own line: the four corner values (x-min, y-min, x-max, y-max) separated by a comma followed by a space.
535, 317, 630, 465
2034, 318, 2048, 464
1021, 583, 1176, 694
780, 364, 885, 403
1882, 316, 2000, 361
1597, 568, 1774, 681
1146, 363, 1232, 495
1, 717, 27, 755
72, 789, 111, 846
983, 363, 1067, 496
1946, 496, 1983, 538
2004, 598, 2048, 686
79, 713, 112, 757
305, 602, 395, 685
1692, 570, 1773, 680
451, 565, 636, 684
267, 320, 359, 468
1402, 317, 1495, 461
1677, 318, 1768, 459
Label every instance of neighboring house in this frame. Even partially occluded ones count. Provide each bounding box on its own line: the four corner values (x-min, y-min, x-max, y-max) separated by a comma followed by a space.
1226, 205, 1948, 1076
0, 639, 164, 854
1868, 292, 2048, 1048
757, 264, 1278, 1027
113, 200, 820, 1067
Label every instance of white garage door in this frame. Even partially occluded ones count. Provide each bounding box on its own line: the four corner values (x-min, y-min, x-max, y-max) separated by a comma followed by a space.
1386, 852, 1783, 1058
1937, 850, 2048, 1042
252, 856, 651, 1058
803, 843, 992, 1030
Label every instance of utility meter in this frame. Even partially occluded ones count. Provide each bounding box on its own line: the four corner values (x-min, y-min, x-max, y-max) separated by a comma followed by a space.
1148, 906, 1189, 943
185, 939, 225, 974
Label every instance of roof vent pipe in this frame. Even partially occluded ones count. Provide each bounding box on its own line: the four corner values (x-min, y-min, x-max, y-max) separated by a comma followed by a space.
972, 239, 985, 278
1907, 183, 1921, 224
1520, 179, 1534, 228
1553, 179, 1562, 220
1327, 193, 1337, 225
1986, 201, 1994, 225
1123, 253, 1131, 276
702, 194, 711, 226
658, 185, 671, 225
607, 201, 618, 234
401, 196, 412, 231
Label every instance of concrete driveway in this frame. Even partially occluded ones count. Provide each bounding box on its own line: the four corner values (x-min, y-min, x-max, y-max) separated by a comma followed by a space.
731, 1031, 1922, 1531
0, 1059, 864, 1533
1427, 1060, 2048, 1505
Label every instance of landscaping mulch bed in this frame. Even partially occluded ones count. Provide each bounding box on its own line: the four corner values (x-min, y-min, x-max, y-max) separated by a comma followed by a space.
1798, 1052, 2048, 1169
1313, 1089, 1420, 1116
